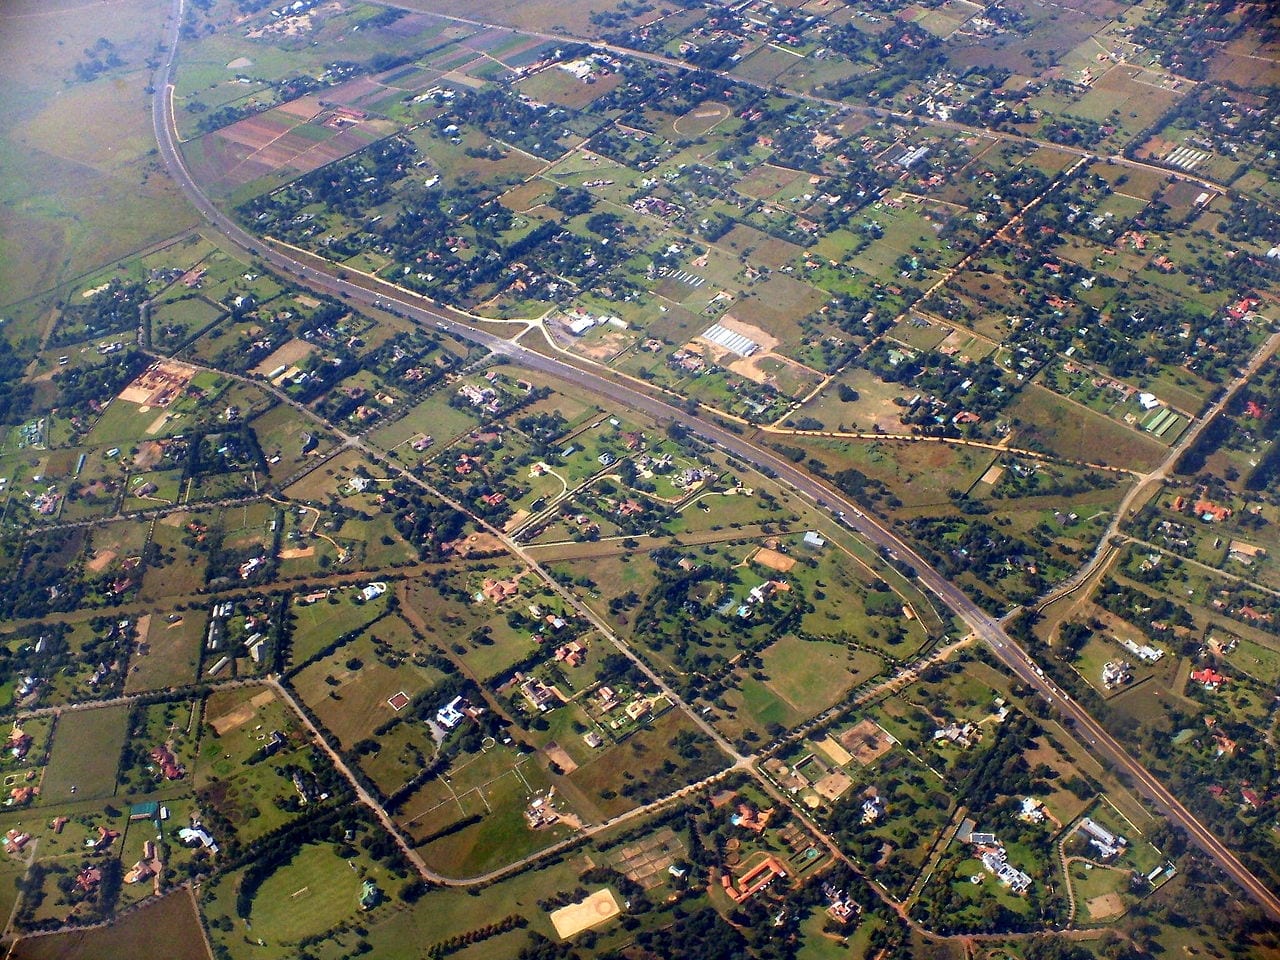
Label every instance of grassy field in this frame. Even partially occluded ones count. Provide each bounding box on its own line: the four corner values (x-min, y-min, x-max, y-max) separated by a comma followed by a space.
294, 622, 444, 749
10, 889, 209, 960
39, 704, 129, 803
0, 0, 199, 311
288, 587, 391, 667
761, 637, 881, 714
124, 612, 205, 692
1009, 383, 1167, 471
249, 843, 365, 943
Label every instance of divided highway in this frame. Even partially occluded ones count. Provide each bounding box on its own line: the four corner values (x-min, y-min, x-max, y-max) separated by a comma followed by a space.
149, 0, 1280, 920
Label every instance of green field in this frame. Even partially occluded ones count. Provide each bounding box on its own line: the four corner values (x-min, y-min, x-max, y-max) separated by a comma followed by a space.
39, 704, 129, 803
249, 844, 365, 943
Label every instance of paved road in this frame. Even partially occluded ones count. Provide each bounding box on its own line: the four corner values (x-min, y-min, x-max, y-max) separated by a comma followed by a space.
1032, 330, 1280, 615
148, 0, 1280, 919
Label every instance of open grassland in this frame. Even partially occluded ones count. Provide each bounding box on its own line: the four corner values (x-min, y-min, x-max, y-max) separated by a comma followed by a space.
0, 0, 197, 309
288, 587, 391, 667
1009, 384, 1167, 471
39, 703, 129, 803
294, 620, 444, 749
124, 611, 205, 692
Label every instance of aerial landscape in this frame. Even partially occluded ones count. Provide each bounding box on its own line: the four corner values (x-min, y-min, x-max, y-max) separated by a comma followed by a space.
0, 0, 1279, 957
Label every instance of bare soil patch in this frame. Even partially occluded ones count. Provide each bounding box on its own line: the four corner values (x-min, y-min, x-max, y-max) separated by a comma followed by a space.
816, 735, 852, 766
253, 338, 316, 375
208, 689, 274, 735
133, 440, 168, 470
752, 546, 796, 572
814, 769, 853, 802
549, 889, 621, 938
839, 718, 895, 765
118, 361, 197, 406
1086, 892, 1125, 920
87, 549, 117, 573
544, 741, 578, 774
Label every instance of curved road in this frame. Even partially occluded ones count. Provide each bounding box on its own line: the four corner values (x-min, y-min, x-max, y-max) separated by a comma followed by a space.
149, 0, 1280, 920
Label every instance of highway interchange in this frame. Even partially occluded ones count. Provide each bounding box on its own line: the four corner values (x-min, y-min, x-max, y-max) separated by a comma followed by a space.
150, 0, 1280, 921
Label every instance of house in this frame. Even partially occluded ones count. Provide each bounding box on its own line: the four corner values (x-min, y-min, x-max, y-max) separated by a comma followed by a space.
554, 640, 586, 667
1102, 660, 1132, 689
1077, 817, 1125, 859
1191, 668, 1229, 690
435, 696, 468, 730
596, 686, 619, 711
360, 879, 381, 910
75, 866, 103, 892
238, 556, 265, 579
970, 831, 997, 846
1137, 392, 1160, 410
1193, 499, 1232, 523
1019, 797, 1046, 824
861, 794, 885, 824
178, 825, 219, 853
360, 581, 387, 602
582, 731, 603, 749
731, 803, 772, 833
934, 721, 979, 748
7, 727, 32, 760
980, 849, 1032, 894
86, 826, 120, 851
1228, 541, 1267, 563
625, 697, 653, 721
725, 855, 788, 903
802, 531, 826, 549
824, 882, 860, 924
3, 830, 30, 855
124, 859, 155, 884
519, 676, 559, 713
292, 770, 323, 805
480, 577, 521, 604
150, 746, 185, 781
8, 785, 36, 806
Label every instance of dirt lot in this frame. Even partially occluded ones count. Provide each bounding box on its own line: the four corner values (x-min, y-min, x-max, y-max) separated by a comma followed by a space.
549, 888, 620, 938
1086, 892, 1125, 920
544, 741, 578, 774
117, 361, 196, 406
208, 689, 275, 735
752, 546, 796, 573
816, 735, 852, 766
253, 339, 316, 376
814, 769, 853, 802
839, 718, 895, 765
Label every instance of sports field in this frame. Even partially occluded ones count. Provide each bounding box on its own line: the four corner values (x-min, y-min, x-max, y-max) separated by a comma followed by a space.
548, 888, 621, 938
249, 844, 365, 943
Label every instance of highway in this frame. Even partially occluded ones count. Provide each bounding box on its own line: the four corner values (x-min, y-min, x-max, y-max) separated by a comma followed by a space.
149, 0, 1280, 920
